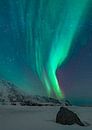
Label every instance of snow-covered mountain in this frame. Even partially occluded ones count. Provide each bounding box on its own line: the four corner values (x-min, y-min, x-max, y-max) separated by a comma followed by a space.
0, 79, 24, 105
22, 95, 63, 106
0, 79, 71, 106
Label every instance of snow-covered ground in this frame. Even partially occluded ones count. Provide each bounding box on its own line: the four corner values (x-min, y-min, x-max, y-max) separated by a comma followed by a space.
0, 105, 92, 130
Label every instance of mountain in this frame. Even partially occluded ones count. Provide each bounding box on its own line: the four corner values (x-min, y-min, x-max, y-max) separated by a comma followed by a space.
0, 79, 24, 105
0, 79, 71, 106
23, 95, 63, 106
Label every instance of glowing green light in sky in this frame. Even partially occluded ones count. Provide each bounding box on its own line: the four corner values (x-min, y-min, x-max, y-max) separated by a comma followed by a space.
26, 0, 89, 98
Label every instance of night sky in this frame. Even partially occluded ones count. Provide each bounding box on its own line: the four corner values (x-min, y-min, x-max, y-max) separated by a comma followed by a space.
0, 0, 92, 105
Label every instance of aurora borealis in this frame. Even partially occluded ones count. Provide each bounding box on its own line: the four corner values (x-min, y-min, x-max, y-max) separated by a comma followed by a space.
26, 0, 89, 98
0, 0, 92, 103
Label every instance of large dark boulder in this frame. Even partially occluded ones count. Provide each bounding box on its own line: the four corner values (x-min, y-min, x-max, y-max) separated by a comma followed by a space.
56, 107, 85, 126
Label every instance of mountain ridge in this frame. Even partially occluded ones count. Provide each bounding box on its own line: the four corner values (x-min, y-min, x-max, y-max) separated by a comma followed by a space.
0, 79, 71, 106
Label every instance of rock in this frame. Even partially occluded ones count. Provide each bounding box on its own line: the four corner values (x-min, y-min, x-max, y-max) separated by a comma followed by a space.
56, 107, 85, 126
65, 100, 72, 106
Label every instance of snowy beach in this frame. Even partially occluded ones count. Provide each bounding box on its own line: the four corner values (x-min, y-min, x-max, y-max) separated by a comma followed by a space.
0, 105, 92, 130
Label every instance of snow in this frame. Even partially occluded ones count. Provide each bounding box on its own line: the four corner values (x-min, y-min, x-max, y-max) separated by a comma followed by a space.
0, 105, 92, 130
0, 79, 65, 106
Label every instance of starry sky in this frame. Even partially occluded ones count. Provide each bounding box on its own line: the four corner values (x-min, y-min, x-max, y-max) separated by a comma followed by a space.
0, 0, 92, 105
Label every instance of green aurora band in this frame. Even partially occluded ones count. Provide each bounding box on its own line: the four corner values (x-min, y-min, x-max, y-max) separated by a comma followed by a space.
26, 0, 89, 98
